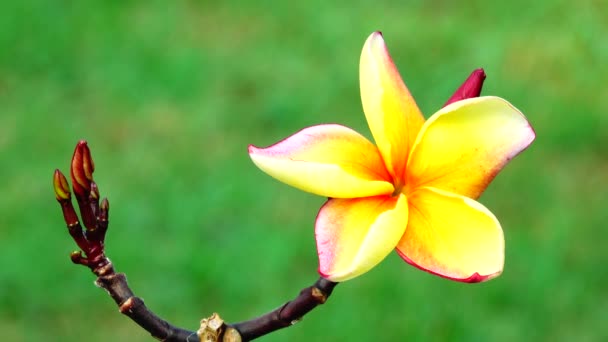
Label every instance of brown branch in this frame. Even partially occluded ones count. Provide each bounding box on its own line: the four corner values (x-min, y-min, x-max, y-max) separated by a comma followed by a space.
232, 278, 337, 341
53, 142, 338, 342
96, 270, 196, 341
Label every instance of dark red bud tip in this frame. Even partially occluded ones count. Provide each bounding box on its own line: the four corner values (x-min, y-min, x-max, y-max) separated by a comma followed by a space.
100, 197, 109, 213
90, 182, 100, 200
70, 250, 88, 266
99, 198, 110, 232
53, 169, 71, 201
82, 144, 95, 181
443, 68, 487, 107
71, 141, 94, 198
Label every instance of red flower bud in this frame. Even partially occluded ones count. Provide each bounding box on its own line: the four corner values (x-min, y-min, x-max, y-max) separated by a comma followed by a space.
100, 197, 109, 215
444, 68, 486, 107
71, 140, 94, 199
53, 169, 71, 201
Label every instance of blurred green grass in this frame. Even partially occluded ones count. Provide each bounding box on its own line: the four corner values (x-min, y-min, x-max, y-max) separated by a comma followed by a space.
1, 0, 607, 341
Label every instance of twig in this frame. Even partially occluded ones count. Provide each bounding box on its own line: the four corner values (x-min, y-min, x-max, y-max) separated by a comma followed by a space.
232, 277, 337, 341
96, 271, 196, 341
53, 141, 338, 342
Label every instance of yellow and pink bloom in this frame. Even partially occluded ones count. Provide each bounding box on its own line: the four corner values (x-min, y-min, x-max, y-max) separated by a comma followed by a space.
249, 32, 535, 283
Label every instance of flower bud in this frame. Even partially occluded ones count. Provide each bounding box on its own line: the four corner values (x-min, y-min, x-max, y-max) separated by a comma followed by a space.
53, 169, 71, 201
100, 197, 109, 215
444, 68, 486, 107
71, 140, 94, 198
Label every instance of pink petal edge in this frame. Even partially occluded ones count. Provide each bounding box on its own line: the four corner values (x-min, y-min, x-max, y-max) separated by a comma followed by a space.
396, 249, 500, 283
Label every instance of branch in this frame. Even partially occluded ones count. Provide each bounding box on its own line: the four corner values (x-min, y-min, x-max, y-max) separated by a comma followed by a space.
95, 270, 197, 341
53, 141, 338, 342
232, 277, 337, 341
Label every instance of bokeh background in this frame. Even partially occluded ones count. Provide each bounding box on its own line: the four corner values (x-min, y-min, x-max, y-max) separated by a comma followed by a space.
1, 1, 607, 341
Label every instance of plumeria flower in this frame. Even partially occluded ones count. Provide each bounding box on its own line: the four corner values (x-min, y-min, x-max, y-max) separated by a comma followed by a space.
249, 32, 535, 283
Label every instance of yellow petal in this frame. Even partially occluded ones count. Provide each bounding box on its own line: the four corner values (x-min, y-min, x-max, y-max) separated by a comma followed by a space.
249, 124, 394, 198
396, 187, 504, 282
360, 32, 425, 182
406, 96, 535, 199
316, 194, 409, 282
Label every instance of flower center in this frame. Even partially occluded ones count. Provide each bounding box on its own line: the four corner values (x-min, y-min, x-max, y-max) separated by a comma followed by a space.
391, 178, 405, 197
390, 171, 415, 197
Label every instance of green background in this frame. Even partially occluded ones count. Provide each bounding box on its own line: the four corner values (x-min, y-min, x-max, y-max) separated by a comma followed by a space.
1, 1, 606, 341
